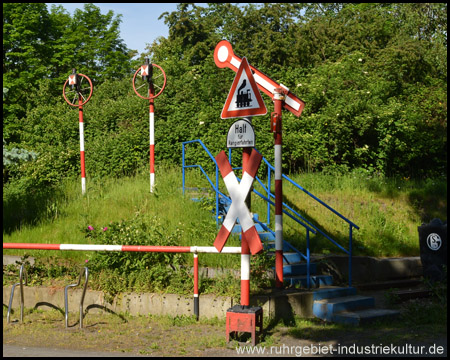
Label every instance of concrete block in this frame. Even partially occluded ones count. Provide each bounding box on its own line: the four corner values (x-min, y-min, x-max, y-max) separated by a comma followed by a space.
318, 255, 422, 284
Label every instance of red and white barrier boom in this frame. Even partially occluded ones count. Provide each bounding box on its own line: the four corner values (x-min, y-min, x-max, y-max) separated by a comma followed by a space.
3, 243, 240, 321
3, 243, 240, 253
132, 59, 167, 193
63, 69, 93, 195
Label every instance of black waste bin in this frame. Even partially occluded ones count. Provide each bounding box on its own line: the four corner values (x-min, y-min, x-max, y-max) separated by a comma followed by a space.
418, 218, 447, 282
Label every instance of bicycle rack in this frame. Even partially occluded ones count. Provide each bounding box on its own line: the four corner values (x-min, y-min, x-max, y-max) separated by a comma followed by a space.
64, 267, 89, 329
7, 264, 28, 324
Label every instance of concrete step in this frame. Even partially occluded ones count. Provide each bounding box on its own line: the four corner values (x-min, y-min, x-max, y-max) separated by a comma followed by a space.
263, 241, 299, 252
312, 287, 401, 325
283, 263, 317, 276
313, 287, 357, 300
285, 274, 333, 288
313, 295, 375, 321
355, 278, 423, 291
332, 308, 400, 326
282, 252, 303, 264
265, 251, 304, 265
390, 288, 431, 303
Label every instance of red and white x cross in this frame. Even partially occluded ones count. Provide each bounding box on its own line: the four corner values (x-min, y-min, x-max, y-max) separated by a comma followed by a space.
214, 149, 263, 255
68, 74, 77, 85
141, 65, 149, 76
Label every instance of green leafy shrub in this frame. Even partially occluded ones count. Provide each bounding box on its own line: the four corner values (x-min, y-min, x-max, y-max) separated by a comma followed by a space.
85, 214, 184, 273
83, 214, 194, 299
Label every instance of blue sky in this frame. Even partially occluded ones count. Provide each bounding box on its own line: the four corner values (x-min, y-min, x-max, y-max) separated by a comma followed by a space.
45, 3, 205, 58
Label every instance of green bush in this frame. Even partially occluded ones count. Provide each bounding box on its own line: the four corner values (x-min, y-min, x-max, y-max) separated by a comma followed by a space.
85, 214, 184, 273
83, 214, 194, 298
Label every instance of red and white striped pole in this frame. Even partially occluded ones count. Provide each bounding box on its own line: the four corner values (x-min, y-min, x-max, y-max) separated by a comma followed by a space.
273, 87, 286, 288
193, 253, 199, 319
149, 82, 155, 193
132, 61, 166, 193
79, 96, 86, 195
63, 69, 93, 195
241, 145, 252, 307
240, 233, 251, 307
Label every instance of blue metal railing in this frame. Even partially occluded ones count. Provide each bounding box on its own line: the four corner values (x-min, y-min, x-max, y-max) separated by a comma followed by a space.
227, 148, 359, 287
182, 139, 220, 225
182, 139, 359, 287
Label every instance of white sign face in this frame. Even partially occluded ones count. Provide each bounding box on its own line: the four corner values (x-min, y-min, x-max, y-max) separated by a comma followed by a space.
227, 119, 255, 148
221, 57, 267, 119
227, 72, 259, 112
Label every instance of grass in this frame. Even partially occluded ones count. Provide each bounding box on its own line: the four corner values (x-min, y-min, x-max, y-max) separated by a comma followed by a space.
3, 165, 241, 268
4, 164, 447, 262
3, 163, 447, 299
249, 169, 447, 257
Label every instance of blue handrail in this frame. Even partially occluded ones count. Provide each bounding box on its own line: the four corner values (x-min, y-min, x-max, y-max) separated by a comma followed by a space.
182, 139, 359, 287
182, 139, 220, 225
228, 148, 359, 286
262, 157, 359, 230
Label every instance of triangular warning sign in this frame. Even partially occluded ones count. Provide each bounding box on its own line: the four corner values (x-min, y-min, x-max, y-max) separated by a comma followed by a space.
221, 57, 267, 119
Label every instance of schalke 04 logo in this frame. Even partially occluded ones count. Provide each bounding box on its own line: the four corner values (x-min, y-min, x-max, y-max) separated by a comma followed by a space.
426, 233, 442, 251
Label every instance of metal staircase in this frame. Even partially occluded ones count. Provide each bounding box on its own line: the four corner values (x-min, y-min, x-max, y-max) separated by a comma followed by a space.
182, 139, 400, 325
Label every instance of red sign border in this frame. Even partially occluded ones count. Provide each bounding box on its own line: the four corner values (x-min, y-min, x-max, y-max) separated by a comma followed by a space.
221, 57, 267, 119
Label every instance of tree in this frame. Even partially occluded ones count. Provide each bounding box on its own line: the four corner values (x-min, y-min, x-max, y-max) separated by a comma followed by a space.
3, 3, 447, 183
3, 3, 53, 142
148, 3, 446, 177
53, 3, 134, 83
3, 3, 134, 143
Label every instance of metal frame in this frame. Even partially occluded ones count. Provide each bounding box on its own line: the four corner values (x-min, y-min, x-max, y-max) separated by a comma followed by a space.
65, 267, 89, 329
7, 264, 28, 323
